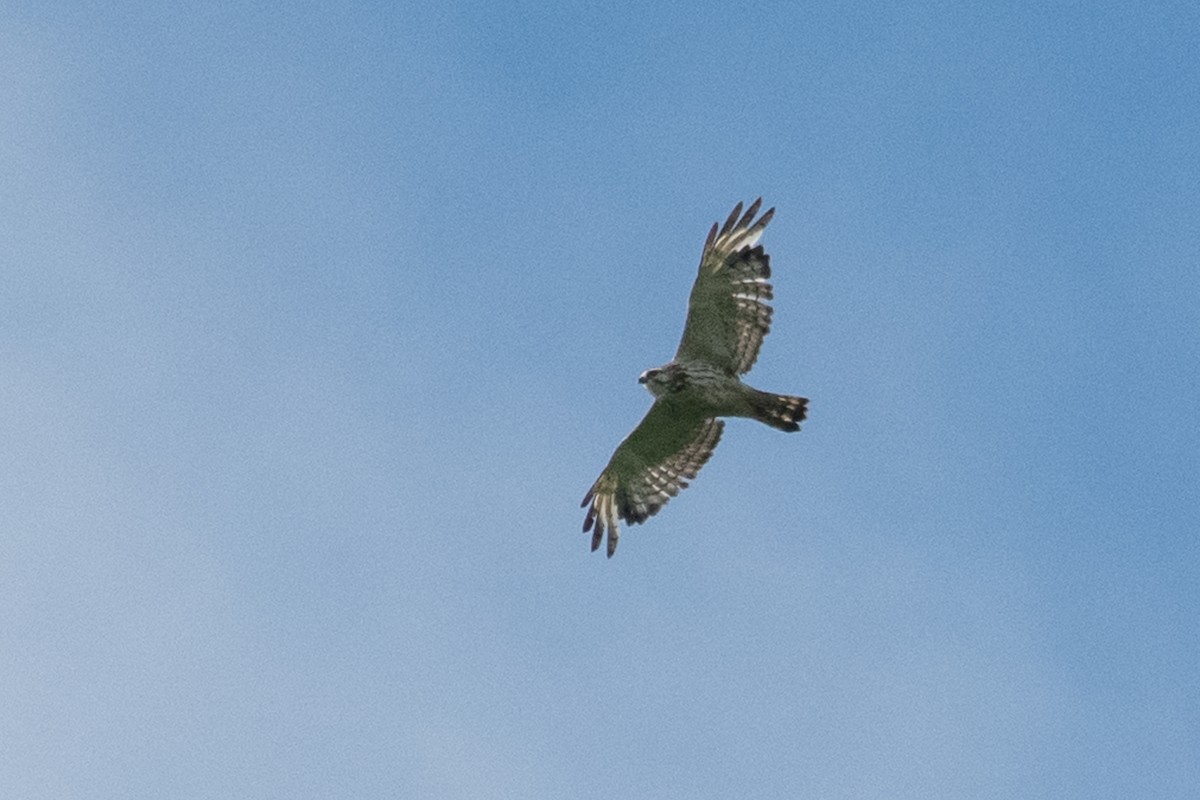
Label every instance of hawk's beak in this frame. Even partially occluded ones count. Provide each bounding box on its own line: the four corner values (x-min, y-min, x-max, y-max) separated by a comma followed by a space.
638, 373, 648, 384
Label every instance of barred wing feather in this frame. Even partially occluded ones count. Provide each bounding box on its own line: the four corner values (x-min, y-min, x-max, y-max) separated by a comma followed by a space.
581, 405, 723, 558
675, 198, 776, 375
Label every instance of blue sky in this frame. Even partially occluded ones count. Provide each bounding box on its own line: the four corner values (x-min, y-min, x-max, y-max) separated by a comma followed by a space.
2, 3, 1197, 797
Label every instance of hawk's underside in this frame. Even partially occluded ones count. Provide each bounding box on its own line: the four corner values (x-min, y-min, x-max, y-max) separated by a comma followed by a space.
582, 199, 808, 557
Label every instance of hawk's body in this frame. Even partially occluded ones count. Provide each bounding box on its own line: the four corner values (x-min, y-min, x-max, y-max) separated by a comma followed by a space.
582, 199, 807, 557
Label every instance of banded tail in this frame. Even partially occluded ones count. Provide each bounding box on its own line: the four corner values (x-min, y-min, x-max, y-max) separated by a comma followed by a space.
750, 390, 808, 433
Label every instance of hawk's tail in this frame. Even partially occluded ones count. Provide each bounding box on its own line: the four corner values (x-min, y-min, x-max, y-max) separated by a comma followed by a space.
749, 391, 808, 433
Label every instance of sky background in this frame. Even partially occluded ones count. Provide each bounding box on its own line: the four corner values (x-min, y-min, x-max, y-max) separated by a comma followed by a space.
2, 3, 1198, 798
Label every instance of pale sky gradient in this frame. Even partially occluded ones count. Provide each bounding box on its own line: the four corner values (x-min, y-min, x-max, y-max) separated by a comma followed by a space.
3, 3, 1198, 798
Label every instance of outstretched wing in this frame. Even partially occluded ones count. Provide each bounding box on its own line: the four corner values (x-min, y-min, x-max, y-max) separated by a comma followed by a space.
581, 404, 724, 557
675, 198, 776, 375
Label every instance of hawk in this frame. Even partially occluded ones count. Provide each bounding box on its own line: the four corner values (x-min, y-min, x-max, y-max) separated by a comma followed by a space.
582, 198, 808, 557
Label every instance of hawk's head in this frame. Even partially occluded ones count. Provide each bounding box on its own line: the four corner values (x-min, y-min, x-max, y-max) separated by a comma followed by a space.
638, 363, 684, 397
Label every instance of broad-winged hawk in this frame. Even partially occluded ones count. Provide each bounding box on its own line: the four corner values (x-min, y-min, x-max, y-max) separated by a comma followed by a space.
582, 199, 808, 557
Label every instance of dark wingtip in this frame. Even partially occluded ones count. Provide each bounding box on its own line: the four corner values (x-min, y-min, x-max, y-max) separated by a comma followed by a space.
740, 198, 762, 229
702, 222, 718, 256
720, 202, 743, 236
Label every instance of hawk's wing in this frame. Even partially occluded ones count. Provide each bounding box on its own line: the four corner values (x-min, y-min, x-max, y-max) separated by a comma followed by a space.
674, 198, 776, 375
581, 404, 724, 557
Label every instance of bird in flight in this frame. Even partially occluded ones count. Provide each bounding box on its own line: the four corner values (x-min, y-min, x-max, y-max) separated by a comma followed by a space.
582, 199, 808, 557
